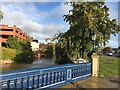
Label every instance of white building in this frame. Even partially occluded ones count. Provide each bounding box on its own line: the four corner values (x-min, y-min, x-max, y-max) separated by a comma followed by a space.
31, 41, 39, 51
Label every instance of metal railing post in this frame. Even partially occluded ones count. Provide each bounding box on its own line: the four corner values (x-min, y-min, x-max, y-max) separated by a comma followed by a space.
32, 76, 35, 89
67, 69, 72, 80
14, 79, 17, 88
26, 76, 29, 90
37, 75, 40, 88
21, 78, 24, 89
7, 80, 10, 89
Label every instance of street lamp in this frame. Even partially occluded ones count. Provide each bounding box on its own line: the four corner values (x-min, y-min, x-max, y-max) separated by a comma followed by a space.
92, 32, 96, 52
87, 31, 96, 62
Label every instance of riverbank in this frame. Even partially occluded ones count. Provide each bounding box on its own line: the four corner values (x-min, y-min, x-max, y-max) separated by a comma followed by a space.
0, 60, 14, 64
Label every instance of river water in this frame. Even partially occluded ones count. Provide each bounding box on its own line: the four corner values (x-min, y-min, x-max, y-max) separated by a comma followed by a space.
1, 58, 55, 72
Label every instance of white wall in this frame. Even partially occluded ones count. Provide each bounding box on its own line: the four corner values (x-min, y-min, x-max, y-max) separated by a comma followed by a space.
31, 42, 39, 51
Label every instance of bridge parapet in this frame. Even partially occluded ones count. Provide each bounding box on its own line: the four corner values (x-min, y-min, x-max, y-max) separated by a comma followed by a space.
0, 63, 91, 89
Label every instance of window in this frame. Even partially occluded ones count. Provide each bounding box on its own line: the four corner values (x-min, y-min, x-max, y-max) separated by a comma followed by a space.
1, 29, 13, 31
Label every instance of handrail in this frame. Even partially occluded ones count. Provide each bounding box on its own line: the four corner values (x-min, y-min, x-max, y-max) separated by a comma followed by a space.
1, 63, 91, 89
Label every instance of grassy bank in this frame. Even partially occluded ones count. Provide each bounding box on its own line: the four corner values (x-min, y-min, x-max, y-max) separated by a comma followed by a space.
99, 56, 118, 78
0, 47, 17, 61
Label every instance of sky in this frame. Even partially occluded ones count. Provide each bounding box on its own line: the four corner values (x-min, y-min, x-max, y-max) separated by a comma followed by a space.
0, 1, 119, 48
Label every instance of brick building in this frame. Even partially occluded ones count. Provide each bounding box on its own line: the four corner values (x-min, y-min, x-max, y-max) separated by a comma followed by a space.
39, 44, 48, 52
0, 25, 32, 46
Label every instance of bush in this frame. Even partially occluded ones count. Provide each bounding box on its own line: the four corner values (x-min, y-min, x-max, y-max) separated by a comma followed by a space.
1, 47, 16, 61
45, 45, 53, 58
4, 36, 34, 63
55, 45, 73, 64
14, 51, 34, 63
14, 41, 34, 64
6, 36, 21, 50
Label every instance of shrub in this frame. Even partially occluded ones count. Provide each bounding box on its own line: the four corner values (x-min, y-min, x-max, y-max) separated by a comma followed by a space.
55, 45, 73, 64
14, 41, 34, 64
4, 36, 34, 63
6, 36, 21, 50
1, 47, 16, 61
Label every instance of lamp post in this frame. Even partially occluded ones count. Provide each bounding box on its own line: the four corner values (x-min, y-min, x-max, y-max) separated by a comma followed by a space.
87, 32, 96, 62
92, 32, 96, 52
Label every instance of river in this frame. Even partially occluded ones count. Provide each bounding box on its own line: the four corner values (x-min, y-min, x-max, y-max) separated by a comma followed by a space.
1, 58, 55, 72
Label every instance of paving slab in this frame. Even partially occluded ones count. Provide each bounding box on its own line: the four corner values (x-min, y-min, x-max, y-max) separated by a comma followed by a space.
59, 77, 119, 89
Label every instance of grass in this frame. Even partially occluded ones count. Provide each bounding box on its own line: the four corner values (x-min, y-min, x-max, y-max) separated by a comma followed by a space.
99, 56, 119, 78
83, 54, 119, 78
76, 53, 118, 78
0, 47, 17, 61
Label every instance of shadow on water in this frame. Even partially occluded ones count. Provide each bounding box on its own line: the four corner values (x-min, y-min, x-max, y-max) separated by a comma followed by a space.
1, 57, 55, 72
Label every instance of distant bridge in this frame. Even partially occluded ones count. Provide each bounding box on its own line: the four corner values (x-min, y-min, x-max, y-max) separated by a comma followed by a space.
34, 53, 45, 60
0, 63, 91, 89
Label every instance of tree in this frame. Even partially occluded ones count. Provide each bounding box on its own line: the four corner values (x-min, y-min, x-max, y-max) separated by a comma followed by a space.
14, 40, 34, 63
6, 36, 21, 50
103, 46, 113, 54
53, 2, 119, 59
0, 10, 3, 20
6, 36, 34, 63
45, 45, 53, 58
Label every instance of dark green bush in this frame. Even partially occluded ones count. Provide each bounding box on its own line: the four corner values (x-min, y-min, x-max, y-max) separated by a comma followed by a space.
14, 41, 34, 64
55, 45, 73, 64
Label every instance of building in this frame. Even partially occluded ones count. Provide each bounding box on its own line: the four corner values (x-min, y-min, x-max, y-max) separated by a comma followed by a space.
31, 40, 39, 51
39, 44, 47, 52
0, 25, 32, 46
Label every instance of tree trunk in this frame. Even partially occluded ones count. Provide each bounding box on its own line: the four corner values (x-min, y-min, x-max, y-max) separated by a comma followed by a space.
81, 27, 85, 58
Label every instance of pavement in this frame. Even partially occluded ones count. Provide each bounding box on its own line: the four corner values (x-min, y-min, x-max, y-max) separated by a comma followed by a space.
58, 77, 119, 89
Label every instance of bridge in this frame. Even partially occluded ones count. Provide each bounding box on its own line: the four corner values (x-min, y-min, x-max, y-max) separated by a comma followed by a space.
0, 63, 91, 89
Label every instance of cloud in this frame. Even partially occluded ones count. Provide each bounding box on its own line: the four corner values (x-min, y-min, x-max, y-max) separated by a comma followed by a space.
38, 2, 72, 24
1, 3, 44, 37
1, 0, 72, 2
1, 2, 118, 48
107, 34, 119, 48
1, 2, 71, 43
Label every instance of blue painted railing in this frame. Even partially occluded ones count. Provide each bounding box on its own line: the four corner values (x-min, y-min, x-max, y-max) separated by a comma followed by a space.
0, 63, 91, 89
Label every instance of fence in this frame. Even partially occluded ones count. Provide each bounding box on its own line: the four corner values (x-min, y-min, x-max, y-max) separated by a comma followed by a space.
0, 63, 91, 89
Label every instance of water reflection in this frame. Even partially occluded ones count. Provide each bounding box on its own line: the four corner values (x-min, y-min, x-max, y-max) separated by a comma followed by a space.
33, 58, 55, 66
1, 58, 55, 72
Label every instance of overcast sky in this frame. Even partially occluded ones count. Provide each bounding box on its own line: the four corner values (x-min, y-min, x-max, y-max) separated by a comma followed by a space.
1, 1, 119, 48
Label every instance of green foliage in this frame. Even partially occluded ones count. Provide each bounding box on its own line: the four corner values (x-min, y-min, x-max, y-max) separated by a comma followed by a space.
45, 45, 53, 58
6, 36, 34, 63
103, 46, 112, 54
1, 47, 16, 61
53, 2, 120, 59
55, 44, 73, 64
14, 41, 34, 64
0, 10, 3, 20
6, 36, 21, 50
116, 47, 120, 57
99, 56, 118, 78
